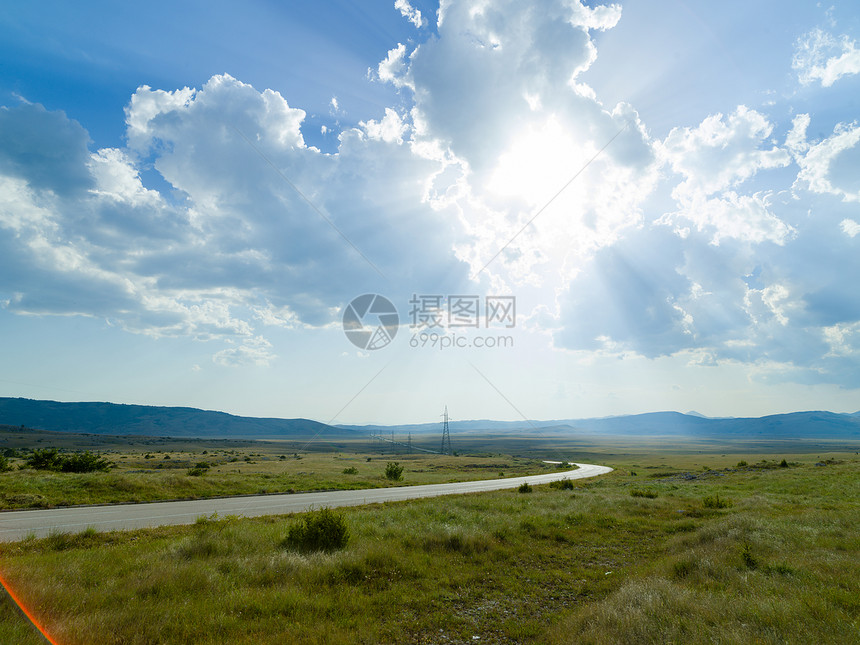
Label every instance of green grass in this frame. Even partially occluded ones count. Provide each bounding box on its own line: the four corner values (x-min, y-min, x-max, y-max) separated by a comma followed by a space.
0, 447, 563, 509
1, 454, 857, 644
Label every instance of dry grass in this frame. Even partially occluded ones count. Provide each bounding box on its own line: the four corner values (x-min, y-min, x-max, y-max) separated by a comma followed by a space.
1, 453, 857, 644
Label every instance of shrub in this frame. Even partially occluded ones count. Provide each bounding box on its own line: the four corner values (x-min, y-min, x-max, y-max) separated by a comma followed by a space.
26, 448, 111, 472
779, 459, 788, 468
60, 451, 112, 473
549, 479, 574, 490
342, 466, 358, 475
194, 461, 210, 469
736, 460, 748, 467
703, 494, 732, 509
26, 448, 63, 470
0, 454, 11, 473
187, 467, 208, 476
518, 482, 532, 493
631, 488, 658, 498
384, 462, 403, 481
282, 507, 349, 552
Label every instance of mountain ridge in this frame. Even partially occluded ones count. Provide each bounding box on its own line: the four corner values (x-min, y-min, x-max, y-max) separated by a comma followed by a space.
1, 397, 859, 440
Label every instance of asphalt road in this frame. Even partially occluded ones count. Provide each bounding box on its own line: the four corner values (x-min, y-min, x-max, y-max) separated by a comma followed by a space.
0, 463, 612, 542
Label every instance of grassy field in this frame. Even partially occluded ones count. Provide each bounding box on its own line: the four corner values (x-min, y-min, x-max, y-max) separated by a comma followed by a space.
1, 450, 857, 644
0, 427, 569, 509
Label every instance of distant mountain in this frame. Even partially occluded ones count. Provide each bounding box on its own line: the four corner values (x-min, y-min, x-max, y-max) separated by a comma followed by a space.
2, 398, 858, 442
0, 397, 347, 439
340, 410, 860, 440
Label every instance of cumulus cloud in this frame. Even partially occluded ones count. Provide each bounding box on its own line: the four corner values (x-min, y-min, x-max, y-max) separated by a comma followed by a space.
380, 0, 653, 291
0, 75, 469, 362
790, 117, 860, 202
658, 107, 793, 245
793, 28, 860, 87
2, 1, 859, 390
395, 0, 426, 28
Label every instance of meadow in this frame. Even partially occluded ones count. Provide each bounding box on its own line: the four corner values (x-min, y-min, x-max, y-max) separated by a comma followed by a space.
0, 426, 563, 509
1, 444, 857, 644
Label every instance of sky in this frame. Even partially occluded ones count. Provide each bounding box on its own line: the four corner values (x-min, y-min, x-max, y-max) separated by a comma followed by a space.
1, 0, 859, 425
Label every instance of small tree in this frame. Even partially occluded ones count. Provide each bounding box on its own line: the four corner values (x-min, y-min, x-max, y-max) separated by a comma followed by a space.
384, 461, 404, 481
0, 454, 12, 473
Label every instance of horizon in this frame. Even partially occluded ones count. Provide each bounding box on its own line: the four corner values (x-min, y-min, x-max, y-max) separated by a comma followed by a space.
2, 2, 860, 425
2, 395, 857, 428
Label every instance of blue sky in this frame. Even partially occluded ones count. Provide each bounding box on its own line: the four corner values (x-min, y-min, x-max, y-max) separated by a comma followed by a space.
1, 1, 860, 425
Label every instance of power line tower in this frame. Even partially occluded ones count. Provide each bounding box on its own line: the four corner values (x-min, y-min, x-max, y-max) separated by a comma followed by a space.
440, 405, 452, 455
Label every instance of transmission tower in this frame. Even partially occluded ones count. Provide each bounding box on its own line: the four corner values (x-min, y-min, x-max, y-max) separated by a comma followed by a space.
440, 405, 452, 455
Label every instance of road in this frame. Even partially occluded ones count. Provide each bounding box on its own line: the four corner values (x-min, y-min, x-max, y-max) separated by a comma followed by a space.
0, 463, 612, 542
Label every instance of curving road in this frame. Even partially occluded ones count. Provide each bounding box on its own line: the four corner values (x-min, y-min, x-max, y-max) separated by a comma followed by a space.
0, 463, 612, 542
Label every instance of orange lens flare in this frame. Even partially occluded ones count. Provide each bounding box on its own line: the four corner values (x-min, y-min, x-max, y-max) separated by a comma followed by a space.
0, 569, 60, 645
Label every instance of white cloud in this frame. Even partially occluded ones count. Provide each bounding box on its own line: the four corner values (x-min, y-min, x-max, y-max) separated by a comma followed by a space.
379, 0, 655, 291
0, 75, 470, 364
659, 190, 794, 246
792, 120, 860, 202
360, 108, 408, 144
661, 106, 790, 196
793, 28, 860, 87
377, 43, 413, 90
659, 107, 793, 245
841, 219, 860, 237
395, 0, 426, 28
213, 336, 276, 367
87, 148, 161, 206
3, 3, 860, 393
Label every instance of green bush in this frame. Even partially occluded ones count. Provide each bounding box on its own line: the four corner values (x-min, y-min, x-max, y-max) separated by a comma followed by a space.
518, 482, 532, 493
703, 494, 732, 509
25, 448, 111, 473
384, 462, 403, 481
59, 451, 112, 473
779, 459, 789, 468
736, 460, 748, 467
0, 454, 12, 473
282, 507, 349, 552
549, 479, 574, 490
342, 466, 358, 475
26, 448, 63, 470
631, 488, 658, 498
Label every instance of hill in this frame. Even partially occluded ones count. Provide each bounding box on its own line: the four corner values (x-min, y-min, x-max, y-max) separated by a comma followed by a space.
340, 410, 860, 439
0, 397, 346, 439
2, 397, 858, 441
